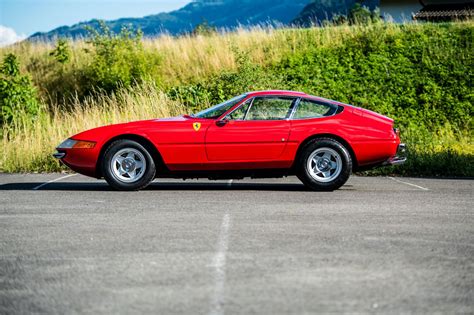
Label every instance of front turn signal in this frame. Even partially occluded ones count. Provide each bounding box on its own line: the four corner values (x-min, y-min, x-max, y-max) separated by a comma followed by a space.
72, 140, 96, 149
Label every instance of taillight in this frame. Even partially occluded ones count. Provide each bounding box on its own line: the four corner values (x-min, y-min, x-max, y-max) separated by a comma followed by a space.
393, 128, 400, 138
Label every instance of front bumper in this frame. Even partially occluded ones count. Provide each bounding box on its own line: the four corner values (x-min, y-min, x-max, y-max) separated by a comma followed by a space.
383, 143, 407, 166
53, 151, 66, 159
52, 149, 98, 177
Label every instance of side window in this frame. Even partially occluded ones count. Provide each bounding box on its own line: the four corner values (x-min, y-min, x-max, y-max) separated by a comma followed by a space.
293, 99, 336, 119
245, 97, 294, 120
227, 100, 250, 120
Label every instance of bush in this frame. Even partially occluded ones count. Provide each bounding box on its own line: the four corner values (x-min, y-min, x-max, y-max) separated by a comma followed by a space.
348, 3, 381, 25
192, 20, 217, 36
50, 39, 71, 65
84, 22, 161, 94
168, 48, 284, 110
0, 53, 39, 127
166, 23, 473, 177
273, 23, 473, 131
1, 22, 472, 176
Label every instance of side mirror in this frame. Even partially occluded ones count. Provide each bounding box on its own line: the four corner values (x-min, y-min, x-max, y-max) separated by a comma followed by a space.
216, 119, 229, 127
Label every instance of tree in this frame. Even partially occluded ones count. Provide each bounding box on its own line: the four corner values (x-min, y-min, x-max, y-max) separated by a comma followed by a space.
349, 3, 381, 25
192, 20, 217, 36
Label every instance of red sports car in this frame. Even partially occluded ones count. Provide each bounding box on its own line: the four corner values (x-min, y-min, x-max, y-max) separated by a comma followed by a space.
53, 90, 406, 191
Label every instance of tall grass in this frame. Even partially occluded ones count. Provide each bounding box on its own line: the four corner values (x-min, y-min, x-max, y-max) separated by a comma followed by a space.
2, 24, 397, 94
370, 124, 473, 177
0, 83, 185, 172
1, 21, 472, 176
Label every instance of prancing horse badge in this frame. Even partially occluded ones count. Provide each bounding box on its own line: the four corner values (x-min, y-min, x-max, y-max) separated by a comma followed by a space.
193, 122, 201, 131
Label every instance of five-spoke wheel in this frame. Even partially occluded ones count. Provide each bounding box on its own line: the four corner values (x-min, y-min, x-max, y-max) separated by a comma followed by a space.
307, 147, 342, 183
111, 148, 147, 183
102, 139, 156, 191
297, 138, 352, 191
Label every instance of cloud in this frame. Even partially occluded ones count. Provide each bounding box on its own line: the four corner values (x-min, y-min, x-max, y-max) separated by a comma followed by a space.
0, 25, 27, 47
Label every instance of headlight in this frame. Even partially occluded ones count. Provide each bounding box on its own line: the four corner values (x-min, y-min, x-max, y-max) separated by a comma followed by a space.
57, 139, 76, 149
57, 139, 96, 149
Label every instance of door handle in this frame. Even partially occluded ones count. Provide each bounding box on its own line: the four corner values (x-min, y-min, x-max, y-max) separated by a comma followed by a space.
216, 119, 229, 127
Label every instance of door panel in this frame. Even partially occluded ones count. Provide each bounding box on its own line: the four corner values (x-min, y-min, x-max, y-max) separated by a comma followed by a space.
205, 120, 291, 161
147, 119, 210, 170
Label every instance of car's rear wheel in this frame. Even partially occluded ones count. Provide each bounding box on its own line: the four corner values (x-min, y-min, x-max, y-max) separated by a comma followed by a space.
102, 139, 156, 191
297, 138, 352, 191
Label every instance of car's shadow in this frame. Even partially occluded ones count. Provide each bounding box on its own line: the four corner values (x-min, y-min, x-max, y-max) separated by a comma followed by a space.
0, 181, 349, 192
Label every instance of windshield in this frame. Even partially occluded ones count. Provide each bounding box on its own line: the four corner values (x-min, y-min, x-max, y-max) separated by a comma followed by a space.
193, 94, 247, 119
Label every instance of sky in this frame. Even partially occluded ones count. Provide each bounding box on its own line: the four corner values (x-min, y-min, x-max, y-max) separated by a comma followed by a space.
0, 0, 190, 46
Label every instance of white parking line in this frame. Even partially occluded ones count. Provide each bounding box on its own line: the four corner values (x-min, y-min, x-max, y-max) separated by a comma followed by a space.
209, 213, 231, 315
389, 177, 429, 191
227, 180, 233, 188
32, 174, 77, 190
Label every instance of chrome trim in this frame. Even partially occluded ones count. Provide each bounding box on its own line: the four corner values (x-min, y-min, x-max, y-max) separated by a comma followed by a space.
383, 144, 407, 166
398, 143, 406, 154
224, 95, 298, 121
219, 95, 252, 121
385, 156, 407, 166
245, 95, 295, 120
289, 98, 340, 120
222, 97, 253, 121
53, 152, 66, 159
288, 97, 301, 119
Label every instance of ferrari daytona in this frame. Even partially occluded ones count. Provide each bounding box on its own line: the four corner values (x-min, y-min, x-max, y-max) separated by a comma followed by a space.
53, 90, 406, 191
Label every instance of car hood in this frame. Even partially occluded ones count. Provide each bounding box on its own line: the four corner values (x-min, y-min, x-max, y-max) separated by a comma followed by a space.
153, 115, 192, 122
70, 115, 193, 142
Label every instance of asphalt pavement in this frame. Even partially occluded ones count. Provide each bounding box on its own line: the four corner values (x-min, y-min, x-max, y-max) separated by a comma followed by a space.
0, 174, 473, 314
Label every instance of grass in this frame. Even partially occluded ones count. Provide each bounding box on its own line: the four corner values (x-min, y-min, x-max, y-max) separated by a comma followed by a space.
0, 83, 184, 172
0, 21, 473, 176
367, 124, 473, 177
2, 24, 401, 95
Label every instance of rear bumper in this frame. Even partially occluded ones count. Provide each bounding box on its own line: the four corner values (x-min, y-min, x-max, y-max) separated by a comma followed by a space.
383, 143, 407, 166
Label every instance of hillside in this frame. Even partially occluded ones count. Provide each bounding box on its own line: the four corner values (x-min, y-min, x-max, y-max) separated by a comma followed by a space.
29, 0, 310, 40
292, 0, 378, 26
2, 22, 473, 176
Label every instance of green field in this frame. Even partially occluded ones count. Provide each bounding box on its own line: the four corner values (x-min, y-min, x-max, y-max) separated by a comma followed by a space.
1, 22, 473, 176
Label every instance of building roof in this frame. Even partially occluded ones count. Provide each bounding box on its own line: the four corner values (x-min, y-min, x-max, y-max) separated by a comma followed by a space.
414, 3, 474, 20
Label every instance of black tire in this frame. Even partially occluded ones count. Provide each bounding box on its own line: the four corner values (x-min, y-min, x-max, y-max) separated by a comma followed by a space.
296, 138, 352, 191
101, 139, 156, 191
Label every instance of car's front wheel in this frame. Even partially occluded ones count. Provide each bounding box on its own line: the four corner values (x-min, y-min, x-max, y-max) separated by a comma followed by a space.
296, 138, 352, 191
102, 139, 156, 191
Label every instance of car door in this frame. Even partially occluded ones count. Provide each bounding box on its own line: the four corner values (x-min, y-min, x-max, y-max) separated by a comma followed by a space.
146, 117, 212, 171
205, 96, 296, 162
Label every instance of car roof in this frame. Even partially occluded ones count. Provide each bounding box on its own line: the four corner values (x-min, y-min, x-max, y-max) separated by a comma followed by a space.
247, 90, 308, 97
246, 90, 344, 106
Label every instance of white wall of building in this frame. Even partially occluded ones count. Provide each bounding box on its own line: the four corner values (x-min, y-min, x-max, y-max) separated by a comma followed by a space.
379, 0, 423, 22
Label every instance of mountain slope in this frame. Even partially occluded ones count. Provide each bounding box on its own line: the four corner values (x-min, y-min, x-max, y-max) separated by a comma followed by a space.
30, 0, 310, 40
292, 0, 378, 26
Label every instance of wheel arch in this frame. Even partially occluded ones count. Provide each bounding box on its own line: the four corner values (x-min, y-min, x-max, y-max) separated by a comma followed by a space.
95, 134, 167, 178
293, 133, 358, 171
